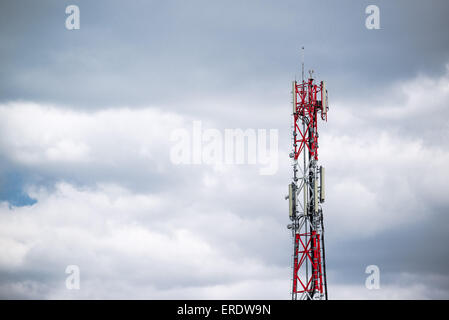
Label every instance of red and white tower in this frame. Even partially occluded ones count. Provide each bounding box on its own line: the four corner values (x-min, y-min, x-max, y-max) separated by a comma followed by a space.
287, 64, 329, 300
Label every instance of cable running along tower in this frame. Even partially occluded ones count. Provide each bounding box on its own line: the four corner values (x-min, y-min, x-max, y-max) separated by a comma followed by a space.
287, 50, 329, 300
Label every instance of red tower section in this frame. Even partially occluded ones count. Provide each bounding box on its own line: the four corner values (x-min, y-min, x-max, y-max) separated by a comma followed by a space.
293, 78, 327, 161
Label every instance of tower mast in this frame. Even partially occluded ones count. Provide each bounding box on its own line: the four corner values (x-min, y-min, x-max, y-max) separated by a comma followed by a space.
288, 51, 329, 300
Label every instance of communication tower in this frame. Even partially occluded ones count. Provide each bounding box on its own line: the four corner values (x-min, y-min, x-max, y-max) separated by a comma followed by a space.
287, 50, 329, 300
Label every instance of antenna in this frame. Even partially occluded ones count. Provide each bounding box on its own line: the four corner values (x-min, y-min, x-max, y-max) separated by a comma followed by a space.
301, 46, 305, 83
309, 69, 314, 79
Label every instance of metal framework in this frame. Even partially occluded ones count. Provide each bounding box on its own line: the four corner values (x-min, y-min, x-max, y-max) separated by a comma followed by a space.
287, 68, 329, 300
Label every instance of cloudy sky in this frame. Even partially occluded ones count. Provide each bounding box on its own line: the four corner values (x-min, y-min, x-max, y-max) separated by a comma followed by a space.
1, 0, 449, 299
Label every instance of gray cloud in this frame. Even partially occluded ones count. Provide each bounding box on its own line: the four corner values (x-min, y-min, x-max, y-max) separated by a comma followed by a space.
1, 1, 449, 108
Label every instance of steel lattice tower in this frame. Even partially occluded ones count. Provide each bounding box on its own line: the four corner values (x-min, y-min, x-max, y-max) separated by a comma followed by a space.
287, 65, 329, 300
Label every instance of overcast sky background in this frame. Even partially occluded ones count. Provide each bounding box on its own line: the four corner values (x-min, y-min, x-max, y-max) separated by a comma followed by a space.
1, 0, 449, 299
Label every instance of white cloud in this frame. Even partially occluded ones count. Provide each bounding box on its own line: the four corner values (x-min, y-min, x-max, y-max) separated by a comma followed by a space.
0, 237, 29, 269
0, 102, 183, 168
0, 182, 288, 299
320, 67, 449, 240
1, 66, 449, 299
